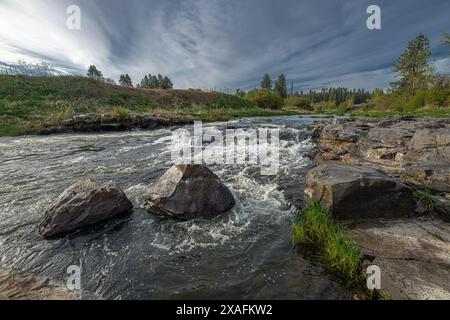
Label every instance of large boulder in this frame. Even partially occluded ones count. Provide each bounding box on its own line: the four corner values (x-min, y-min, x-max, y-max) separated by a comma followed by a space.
145, 165, 236, 219
304, 165, 415, 219
39, 178, 133, 238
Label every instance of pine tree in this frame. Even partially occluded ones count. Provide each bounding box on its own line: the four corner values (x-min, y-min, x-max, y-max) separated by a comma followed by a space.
160, 76, 174, 89
87, 65, 103, 80
119, 74, 133, 87
149, 75, 158, 88
274, 74, 287, 98
138, 75, 149, 88
391, 34, 435, 95
261, 74, 272, 90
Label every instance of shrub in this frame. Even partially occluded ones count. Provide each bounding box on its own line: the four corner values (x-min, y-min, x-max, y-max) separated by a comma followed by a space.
337, 98, 355, 113
245, 89, 284, 109
405, 89, 427, 111
284, 96, 312, 110
110, 106, 131, 120
313, 101, 336, 113
425, 87, 450, 106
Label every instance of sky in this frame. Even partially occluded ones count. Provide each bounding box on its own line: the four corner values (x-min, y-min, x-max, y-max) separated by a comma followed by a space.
0, 0, 449, 91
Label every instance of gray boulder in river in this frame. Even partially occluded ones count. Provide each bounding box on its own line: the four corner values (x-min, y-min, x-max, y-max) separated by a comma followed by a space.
304, 164, 416, 219
145, 165, 236, 219
39, 178, 133, 238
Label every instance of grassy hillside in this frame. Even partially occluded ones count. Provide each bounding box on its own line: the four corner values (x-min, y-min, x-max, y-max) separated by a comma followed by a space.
0, 75, 297, 136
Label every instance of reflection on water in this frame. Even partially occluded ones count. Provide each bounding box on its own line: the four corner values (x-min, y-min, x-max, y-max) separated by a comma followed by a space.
0, 116, 352, 300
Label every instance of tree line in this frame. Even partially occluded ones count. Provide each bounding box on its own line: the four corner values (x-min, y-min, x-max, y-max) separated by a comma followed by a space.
296, 88, 371, 105
252, 73, 371, 107
136, 74, 173, 89
86, 65, 173, 90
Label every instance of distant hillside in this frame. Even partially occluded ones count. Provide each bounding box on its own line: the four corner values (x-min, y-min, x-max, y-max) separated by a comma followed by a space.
0, 75, 270, 136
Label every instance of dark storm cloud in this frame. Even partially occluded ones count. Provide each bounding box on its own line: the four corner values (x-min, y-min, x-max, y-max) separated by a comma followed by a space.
0, 0, 449, 90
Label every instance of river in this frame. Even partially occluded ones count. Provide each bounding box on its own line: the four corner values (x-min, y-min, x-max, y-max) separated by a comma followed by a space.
0, 115, 354, 299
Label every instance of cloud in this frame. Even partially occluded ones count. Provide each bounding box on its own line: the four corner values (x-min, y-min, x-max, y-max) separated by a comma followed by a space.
0, 0, 448, 89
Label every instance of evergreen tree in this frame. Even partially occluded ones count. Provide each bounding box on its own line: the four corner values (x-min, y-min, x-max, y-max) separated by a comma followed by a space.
150, 75, 159, 88
139, 75, 150, 88
391, 34, 435, 95
160, 76, 174, 89
119, 74, 133, 87
274, 74, 287, 98
261, 74, 272, 90
138, 73, 173, 89
87, 65, 103, 80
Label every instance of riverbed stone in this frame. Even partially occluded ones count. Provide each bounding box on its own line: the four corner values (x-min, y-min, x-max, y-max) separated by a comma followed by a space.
304, 164, 415, 219
39, 178, 133, 238
347, 217, 450, 300
145, 165, 236, 219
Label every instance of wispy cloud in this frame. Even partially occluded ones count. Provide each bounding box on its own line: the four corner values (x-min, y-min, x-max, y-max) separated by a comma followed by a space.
0, 0, 448, 90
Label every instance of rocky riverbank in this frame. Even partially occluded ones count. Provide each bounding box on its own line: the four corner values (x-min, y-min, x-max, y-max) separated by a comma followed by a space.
312, 116, 449, 193
307, 116, 450, 299
26, 112, 193, 135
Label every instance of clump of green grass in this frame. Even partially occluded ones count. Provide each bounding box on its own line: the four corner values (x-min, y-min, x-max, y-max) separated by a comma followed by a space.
292, 201, 364, 285
414, 189, 440, 214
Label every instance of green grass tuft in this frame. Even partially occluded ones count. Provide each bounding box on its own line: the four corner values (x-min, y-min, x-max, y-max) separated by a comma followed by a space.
414, 189, 440, 214
292, 202, 364, 286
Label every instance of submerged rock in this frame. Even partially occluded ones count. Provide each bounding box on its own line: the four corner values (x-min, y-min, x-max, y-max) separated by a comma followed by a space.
39, 178, 133, 238
145, 165, 236, 219
304, 164, 415, 218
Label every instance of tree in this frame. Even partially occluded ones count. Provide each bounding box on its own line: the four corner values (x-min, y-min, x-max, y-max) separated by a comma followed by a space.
391, 34, 435, 95
87, 65, 103, 80
261, 74, 272, 90
138, 74, 173, 89
274, 74, 287, 98
150, 75, 159, 88
160, 76, 173, 89
119, 74, 133, 87
138, 75, 149, 88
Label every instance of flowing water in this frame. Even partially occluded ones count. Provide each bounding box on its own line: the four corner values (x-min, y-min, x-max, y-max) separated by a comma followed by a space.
0, 115, 353, 300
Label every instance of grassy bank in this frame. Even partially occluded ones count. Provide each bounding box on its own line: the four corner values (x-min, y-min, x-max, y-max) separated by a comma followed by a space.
0, 75, 300, 136
292, 202, 364, 286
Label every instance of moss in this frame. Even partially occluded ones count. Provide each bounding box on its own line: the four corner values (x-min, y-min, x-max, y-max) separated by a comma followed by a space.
292, 202, 364, 286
